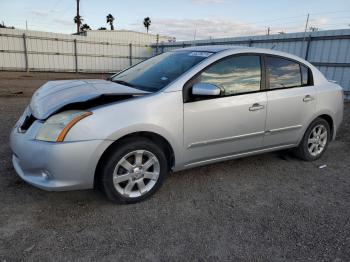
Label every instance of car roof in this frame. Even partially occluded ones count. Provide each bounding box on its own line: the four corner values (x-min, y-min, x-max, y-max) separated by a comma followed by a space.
173, 45, 244, 53
173, 45, 303, 58
172, 45, 312, 65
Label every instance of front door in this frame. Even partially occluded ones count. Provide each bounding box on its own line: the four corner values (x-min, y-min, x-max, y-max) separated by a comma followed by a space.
183, 54, 267, 166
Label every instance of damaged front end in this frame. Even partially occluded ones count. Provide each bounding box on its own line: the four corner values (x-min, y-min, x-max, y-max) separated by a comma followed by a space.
18, 79, 149, 133
19, 94, 136, 133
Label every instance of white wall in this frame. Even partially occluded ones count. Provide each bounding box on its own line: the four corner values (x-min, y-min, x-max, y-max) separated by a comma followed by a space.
82, 30, 171, 44
0, 28, 154, 73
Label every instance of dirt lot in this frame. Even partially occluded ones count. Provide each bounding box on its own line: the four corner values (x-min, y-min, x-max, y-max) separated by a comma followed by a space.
0, 72, 349, 261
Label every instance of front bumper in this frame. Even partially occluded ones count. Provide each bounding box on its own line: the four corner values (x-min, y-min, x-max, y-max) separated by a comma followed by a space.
10, 120, 112, 191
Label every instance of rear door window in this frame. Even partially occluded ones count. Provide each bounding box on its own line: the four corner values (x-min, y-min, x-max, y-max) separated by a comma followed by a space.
266, 56, 301, 89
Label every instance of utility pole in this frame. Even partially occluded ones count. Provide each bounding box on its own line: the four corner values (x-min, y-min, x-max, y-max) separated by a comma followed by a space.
267, 27, 270, 36
304, 13, 310, 35
156, 34, 159, 54
25, 20, 28, 30
76, 0, 80, 34
302, 13, 310, 58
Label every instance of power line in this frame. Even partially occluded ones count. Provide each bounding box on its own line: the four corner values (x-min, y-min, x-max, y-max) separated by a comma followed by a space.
240, 10, 350, 26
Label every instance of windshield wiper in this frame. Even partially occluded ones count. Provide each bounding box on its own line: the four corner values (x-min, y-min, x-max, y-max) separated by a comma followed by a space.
112, 79, 135, 87
112, 79, 157, 92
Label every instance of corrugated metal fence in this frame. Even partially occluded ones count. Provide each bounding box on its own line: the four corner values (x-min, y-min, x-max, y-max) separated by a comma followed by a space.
0, 28, 153, 73
1, 28, 350, 98
153, 29, 350, 98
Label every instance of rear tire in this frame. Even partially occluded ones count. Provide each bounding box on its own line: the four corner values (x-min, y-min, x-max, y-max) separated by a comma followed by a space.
293, 118, 330, 161
100, 137, 168, 204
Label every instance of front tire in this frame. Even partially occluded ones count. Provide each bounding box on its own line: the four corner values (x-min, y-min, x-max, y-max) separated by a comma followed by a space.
294, 118, 330, 161
100, 137, 168, 204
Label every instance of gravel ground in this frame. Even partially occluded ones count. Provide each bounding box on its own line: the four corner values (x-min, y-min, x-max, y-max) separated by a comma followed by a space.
0, 72, 349, 261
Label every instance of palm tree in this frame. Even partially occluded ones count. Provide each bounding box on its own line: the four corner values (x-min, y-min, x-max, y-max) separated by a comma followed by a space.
1, 21, 15, 29
143, 17, 151, 34
106, 14, 115, 30
80, 23, 91, 32
74, 15, 83, 33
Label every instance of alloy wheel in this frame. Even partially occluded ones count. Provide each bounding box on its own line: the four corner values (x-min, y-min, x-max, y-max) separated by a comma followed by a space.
113, 150, 160, 198
307, 124, 328, 157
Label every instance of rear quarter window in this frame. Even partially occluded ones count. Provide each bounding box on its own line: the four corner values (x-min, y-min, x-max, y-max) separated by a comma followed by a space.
301, 65, 310, 86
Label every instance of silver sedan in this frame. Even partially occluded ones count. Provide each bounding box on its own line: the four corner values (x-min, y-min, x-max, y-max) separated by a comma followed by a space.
10, 46, 344, 203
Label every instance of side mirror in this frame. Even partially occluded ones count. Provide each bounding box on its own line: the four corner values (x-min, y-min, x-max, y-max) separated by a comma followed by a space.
192, 83, 221, 96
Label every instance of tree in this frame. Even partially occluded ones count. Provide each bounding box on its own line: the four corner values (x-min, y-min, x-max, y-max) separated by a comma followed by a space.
98, 27, 107, 30
74, 15, 83, 33
106, 14, 115, 30
0, 21, 15, 29
143, 17, 151, 34
80, 23, 91, 32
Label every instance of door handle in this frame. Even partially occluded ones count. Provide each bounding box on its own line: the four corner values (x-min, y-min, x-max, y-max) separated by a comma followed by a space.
303, 95, 314, 102
249, 103, 265, 111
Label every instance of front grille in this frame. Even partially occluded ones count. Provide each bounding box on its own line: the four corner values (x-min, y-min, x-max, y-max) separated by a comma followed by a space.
19, 114, 36, 132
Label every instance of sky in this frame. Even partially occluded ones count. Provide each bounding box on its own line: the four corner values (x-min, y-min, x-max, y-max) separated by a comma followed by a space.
1, 0, 350, 40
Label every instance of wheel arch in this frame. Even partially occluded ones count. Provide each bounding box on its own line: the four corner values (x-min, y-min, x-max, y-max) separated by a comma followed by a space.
94, 131, 175, 188
317, 114, 334, 140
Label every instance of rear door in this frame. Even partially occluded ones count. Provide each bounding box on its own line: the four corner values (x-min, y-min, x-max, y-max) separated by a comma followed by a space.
264, 55, 316, 147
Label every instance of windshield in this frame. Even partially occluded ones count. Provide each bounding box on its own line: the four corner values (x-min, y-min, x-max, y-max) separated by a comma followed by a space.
111, 51, 213, 92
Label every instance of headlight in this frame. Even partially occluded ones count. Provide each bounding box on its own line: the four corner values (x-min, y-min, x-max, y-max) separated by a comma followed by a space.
36, 110, 92, 142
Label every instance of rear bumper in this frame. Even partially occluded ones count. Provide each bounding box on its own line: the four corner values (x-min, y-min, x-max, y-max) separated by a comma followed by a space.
10, 123, 112, 191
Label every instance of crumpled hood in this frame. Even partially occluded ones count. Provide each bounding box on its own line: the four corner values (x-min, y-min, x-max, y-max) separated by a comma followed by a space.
29, 79, 149, 119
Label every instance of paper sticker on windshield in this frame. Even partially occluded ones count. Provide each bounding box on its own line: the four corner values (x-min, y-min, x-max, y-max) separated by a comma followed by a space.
188, 52, 213, 57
